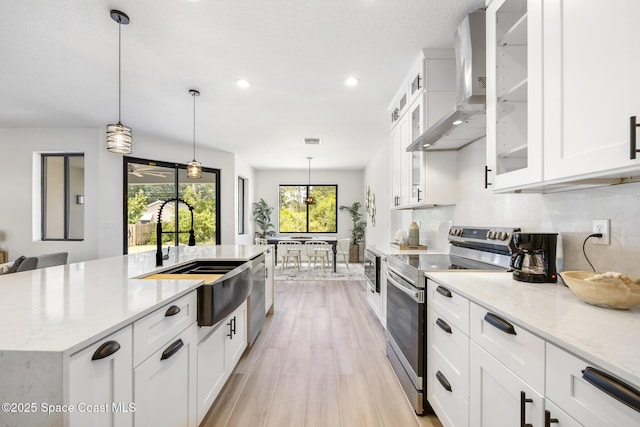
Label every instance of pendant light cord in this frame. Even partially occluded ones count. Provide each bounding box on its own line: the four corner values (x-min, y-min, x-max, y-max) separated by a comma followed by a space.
193, 92, 196, 158
118, 21, 122, 123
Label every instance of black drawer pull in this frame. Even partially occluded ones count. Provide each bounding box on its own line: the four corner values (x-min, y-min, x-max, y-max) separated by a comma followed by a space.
436, 286, 452, 298
91, 340, 121, 360
631, 116, 640, 159
227, 319, 234, 339
436, 318, 452, 334
545, 410, 559, 426
165, 305, 181, 317
160, 339, 184, 360
485, 165, 492, 188
582, 366, 640, 413
436, 371, 452, 392
520, 391, 533, 427
484, 312, 516, 335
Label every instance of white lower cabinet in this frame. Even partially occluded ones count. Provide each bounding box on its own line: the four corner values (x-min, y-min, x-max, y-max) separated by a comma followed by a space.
133, 323, 198, 427
68, 325, 134, 427
546, 343, 640, 426
470, 341, 544, 427
196, 300, 248, 424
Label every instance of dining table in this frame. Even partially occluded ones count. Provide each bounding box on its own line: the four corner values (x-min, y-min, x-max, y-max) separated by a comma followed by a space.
267, 236, 339, 272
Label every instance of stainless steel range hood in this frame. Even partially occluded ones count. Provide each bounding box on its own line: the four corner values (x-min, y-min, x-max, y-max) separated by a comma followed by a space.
407, 9, 486, 152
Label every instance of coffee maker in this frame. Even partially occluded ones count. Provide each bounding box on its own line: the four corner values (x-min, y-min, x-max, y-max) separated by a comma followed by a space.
511, 233, 558, 283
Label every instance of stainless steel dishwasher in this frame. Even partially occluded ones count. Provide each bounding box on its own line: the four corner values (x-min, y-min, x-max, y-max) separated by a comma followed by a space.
248, 253, 266, 346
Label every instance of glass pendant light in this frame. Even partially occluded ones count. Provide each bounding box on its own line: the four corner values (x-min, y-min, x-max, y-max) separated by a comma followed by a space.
106, 10, 133, 154
304, 156, 316, 205
187, 89, 202, 179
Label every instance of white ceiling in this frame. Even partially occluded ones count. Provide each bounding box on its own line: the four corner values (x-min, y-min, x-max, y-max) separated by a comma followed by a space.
0, 0, 484, 170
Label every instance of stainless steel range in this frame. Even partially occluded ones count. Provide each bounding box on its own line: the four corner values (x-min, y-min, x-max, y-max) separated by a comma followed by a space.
385, 225, 520, 415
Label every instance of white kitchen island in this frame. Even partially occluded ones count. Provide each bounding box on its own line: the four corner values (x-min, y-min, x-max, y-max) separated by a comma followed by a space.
0, 245, 269, 427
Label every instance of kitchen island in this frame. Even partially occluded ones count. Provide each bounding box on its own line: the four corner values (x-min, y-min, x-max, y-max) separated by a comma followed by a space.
0, 245, 270, 427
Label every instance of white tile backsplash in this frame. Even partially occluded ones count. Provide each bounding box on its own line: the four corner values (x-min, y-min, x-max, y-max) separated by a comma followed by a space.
410, 138, 640, 276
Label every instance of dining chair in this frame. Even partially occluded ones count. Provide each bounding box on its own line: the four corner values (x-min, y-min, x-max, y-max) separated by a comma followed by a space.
277, 241, 302, 272
255, 238, 268, 245
304, 241, 331, 272
336, 238, 351, 270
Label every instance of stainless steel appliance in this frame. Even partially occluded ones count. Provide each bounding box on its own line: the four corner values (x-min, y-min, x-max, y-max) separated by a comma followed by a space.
364, 248, 381, 293
385, 225, 519, 415
511, 232, 559, 283
248, 253, 266, 345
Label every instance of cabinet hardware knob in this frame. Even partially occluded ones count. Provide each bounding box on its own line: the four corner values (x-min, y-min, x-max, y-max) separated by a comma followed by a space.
484, 312, 517, 335
436, 371, 452, 392
436, 286, 452, 298
91, 340, 121, 361
582, 366, 640, 412
160, 339, 184, 360
436, 318, 452, 334
544, 410, 559, 426
630, 116, 640, 159
165, 305, 181, 317
484, 165, 492, 188
520, 391, 533, 427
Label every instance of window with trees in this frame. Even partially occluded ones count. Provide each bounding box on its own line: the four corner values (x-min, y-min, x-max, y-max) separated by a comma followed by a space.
278, 185, 337, 233
124, 157, 220, 254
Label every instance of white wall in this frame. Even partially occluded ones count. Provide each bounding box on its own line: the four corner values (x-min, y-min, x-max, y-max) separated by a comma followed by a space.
0, 128, 241, 263
409, 138, 640, 276
253, 169, 364, 241
363, 144, 396, 250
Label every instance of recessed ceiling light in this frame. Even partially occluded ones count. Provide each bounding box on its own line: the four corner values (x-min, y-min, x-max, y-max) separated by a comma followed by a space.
423, 143, 431, 148
235, 79, 251, 88
344, 76, 359, 87
452, 120, 463, 125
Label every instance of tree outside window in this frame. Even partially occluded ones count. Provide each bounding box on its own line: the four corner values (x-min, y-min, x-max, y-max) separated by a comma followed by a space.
279, 185, 337, 233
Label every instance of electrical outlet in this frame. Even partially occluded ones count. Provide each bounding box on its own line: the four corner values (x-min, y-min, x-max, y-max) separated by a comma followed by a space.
592, 219, 611, 245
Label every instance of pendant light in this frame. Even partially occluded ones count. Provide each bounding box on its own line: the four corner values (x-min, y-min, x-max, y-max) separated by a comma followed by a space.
106, 10, 133, 154
304, 156, 316, 205
187, 89, 202, 179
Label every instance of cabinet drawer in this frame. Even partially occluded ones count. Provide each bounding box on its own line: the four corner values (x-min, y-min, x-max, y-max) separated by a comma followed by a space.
428, 351, 469, 427
427, 308, 469, 399
133, 291, 197, 366
546, 343, 640, 426
427, 279, 470, 334
470, 302, 544, 392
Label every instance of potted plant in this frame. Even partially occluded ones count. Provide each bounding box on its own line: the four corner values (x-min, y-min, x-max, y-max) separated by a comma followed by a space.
339, 201, 367, 262
252, 198, 275, 239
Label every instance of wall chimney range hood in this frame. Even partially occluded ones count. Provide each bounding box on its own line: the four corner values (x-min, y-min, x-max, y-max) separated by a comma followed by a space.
407, 9, 486, 152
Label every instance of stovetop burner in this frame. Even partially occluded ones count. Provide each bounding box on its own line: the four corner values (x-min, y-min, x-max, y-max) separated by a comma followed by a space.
387, 253, 507, 272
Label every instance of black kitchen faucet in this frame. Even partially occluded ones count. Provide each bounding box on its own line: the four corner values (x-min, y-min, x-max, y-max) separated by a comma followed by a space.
155, 198, 196, 267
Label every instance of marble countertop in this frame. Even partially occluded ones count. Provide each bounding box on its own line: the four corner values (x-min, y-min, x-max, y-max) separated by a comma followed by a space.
426, 271, 640, 389
0, 245, 269, 354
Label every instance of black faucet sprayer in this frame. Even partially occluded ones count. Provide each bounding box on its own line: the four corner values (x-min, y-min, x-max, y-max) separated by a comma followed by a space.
156, 198, 196, 267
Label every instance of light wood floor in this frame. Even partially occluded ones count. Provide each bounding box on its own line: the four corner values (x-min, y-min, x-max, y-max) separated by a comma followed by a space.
201, 279, 443, 427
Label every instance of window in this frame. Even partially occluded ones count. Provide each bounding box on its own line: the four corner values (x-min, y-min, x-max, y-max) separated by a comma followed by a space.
41, 153, 84, 241
238, 176, 248, 235
124, 157, 220, 254
278, 185, 337, 233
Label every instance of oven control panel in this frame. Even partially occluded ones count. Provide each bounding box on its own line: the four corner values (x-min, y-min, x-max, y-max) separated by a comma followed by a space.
448, 226, 521, 253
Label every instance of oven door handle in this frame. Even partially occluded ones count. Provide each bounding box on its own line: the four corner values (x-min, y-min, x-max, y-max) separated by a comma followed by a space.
386, 271, 423, 303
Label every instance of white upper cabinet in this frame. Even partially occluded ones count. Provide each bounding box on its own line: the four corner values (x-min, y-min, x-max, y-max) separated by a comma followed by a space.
543, 0, 640, 182
486, 0, 543, 191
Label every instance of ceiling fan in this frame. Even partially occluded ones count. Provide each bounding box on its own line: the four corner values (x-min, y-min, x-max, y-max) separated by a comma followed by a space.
128, 164, 171, 178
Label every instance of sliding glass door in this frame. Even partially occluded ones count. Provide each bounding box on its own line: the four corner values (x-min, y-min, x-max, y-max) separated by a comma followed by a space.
124, 157, 220, 254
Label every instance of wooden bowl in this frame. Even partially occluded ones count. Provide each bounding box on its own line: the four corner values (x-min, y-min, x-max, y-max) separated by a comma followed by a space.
560, 271, 640, 310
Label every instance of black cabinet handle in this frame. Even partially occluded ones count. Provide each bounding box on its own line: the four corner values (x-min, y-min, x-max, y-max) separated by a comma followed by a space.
227, 318, 234, 339
436, 371, 452, 392
91, 340, 121, 361
436, 318, 452, 334
484, 165, 492, 188
582, 366, 640, 413
520, 391, 533, 427
484, 312, 517, 335
231, 316, 237, 335
165, 305, 181, 317
436, 286, 452, 298
631, 116, 640, 159
416, 188, 422, 203
160, 339, 184, 360
545, 410, 559, 427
